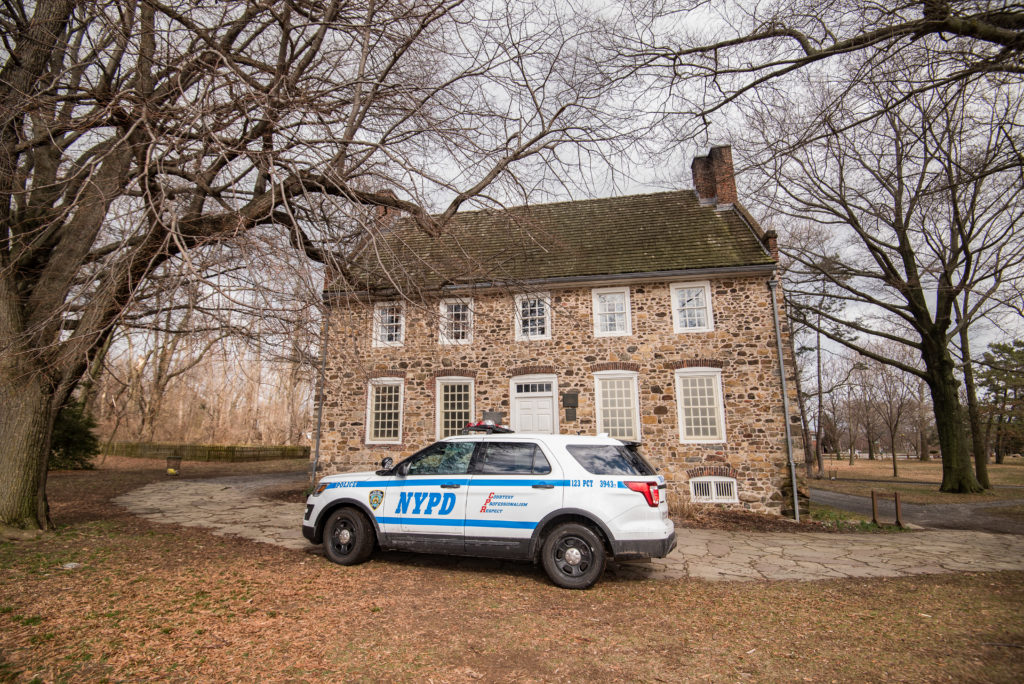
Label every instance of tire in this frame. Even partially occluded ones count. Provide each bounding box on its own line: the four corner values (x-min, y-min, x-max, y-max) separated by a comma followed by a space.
541, 522, 606, 589
323, 508, 375, 566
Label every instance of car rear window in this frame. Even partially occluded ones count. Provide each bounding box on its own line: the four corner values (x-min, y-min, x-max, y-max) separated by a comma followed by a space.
565, 444, 657, 476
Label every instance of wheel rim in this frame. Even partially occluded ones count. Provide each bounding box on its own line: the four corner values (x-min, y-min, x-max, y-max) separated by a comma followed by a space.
330, 520, 354, 555
552, 535, 592, 578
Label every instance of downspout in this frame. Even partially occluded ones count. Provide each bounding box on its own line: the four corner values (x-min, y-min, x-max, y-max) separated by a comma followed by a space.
768, 279, 800, 521
310, 312, 330, 488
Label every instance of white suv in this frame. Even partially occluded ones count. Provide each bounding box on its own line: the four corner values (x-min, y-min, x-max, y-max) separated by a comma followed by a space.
302, 430, 676, 589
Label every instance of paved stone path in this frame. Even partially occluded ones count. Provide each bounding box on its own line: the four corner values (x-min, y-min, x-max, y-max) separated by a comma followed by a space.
116, 474, 1024, 582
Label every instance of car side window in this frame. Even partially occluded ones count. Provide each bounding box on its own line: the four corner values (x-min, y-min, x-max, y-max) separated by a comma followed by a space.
406, 441, 475, 475
478, 442, 552, 475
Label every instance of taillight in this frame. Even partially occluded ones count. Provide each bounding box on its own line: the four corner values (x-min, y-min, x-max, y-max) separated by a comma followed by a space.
625, 481, 660, 507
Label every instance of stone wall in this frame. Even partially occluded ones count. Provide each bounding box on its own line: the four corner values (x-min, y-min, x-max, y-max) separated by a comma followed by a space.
317, 275, 803, 514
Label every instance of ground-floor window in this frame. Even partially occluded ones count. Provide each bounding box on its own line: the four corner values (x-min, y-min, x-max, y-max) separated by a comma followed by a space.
594, 371, 640, 441
437, 377, 474, 438
366, 378, 403, 444
674, 367, 726, 443
689, 476, 738, 504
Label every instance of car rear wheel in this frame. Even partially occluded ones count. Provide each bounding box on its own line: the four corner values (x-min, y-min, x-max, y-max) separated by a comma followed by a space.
323, 508, 375, 565
541, 522, 606, 589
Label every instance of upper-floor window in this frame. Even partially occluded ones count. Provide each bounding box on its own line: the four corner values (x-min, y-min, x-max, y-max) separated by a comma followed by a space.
675, 367, 726, 443
372, 301, 405, 347
592, 286, 631, 337
671, 281, 714, 333
439, 298, 473, 345
514, 293, 551, 341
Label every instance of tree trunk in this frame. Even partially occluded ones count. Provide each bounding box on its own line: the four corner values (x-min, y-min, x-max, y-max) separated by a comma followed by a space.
958, 327, 990, 488
0, 368, 56, 530
924, 347, 983, 493
918, 381, 930, 461
814, 328, 824, 477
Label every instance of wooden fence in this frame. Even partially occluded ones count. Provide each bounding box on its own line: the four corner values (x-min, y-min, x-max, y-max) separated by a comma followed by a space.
104, 442, 310, 462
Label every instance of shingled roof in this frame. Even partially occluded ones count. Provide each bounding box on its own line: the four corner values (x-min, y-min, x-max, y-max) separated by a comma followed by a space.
340, 190, 774, 295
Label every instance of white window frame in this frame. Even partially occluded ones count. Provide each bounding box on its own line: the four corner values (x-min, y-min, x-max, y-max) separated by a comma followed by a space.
689, 476, 739, 504
514, 292, 552, 341
592, 286, 632, 338
509, 373, 559, 433
439, 297, 473, 345
670, 281, 714, 333
365, 378, 404, 445
674, 367, 727, 443
435, 376, 475, 439
593, 370, 641, 441
372, 301, 405, 348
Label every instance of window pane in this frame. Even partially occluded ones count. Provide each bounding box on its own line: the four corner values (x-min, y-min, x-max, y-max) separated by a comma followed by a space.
678, 374, 722, 440
370, 384, 401, 441
519, 297, 547, 337
480, 443, 545, 474
566, 445, 652, 475
440, 382, 472, 437
443, 301, 471, 341
407, 441, 475, 475
675, 287, 707, 329
598, 376, 637, 440
376, 304, 403, 344
597, 292, 626, 333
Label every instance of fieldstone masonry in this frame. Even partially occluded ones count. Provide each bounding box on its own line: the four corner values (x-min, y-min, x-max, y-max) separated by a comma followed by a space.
317, 274, 803, 514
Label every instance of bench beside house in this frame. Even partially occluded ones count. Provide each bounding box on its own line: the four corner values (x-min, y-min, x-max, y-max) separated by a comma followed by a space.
318, 146, 804, 515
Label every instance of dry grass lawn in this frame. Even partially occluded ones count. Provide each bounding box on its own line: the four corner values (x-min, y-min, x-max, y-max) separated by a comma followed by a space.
810, 456, 1024, 504
1, 458, 1022, 682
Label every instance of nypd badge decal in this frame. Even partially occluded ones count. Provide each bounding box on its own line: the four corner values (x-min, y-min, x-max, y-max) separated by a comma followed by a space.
368, 489, 384, 510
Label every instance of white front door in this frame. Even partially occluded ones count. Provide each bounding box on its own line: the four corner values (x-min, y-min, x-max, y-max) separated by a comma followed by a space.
511, 376, 557, 434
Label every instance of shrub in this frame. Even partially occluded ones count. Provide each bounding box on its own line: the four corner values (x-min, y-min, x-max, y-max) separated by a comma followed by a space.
49, 402, 100, 470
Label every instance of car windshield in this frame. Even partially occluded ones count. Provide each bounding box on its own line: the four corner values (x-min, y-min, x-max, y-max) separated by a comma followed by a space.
566, 444, 657, 476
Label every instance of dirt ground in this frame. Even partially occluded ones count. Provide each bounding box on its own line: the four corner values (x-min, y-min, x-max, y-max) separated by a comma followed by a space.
1, 458, 1022, 682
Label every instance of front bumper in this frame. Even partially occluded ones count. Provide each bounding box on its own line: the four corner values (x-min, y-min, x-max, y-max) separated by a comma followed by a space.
610, 530, 676, 560
302, 523, 318, 544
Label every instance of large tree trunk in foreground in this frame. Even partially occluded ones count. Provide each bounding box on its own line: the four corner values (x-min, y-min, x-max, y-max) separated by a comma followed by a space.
0, 365, 56, 530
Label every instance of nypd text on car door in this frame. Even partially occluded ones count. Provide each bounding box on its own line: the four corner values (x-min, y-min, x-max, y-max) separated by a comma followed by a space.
384, 440, 474, 552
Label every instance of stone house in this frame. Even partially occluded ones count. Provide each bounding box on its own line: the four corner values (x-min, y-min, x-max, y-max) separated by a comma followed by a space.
317, 146, 803, 515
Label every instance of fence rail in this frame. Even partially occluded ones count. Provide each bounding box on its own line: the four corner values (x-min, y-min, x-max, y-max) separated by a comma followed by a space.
104, 442, 310, 462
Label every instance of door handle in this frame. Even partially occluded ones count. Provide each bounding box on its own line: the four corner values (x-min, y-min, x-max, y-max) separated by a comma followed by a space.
440, 483, 461, 489
532, 484, 555, 489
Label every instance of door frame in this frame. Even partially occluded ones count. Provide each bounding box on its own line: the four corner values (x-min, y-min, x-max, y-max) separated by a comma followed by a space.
509, 373, 559, 434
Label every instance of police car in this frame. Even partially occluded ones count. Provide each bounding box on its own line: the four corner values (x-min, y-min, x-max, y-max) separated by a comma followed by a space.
302, 425, 676, 589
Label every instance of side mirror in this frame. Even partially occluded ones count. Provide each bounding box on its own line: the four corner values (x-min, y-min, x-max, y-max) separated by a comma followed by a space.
380, 457, 394, 471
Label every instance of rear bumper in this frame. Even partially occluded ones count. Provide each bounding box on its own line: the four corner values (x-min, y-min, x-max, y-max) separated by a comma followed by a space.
611, 530, 676, 560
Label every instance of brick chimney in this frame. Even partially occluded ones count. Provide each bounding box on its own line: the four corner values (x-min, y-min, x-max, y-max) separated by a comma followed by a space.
691, 145, 737, 207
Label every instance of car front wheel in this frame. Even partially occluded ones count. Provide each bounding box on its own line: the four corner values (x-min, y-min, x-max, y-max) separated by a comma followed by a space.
323, 508, 375, 565
541, 522, 606, 589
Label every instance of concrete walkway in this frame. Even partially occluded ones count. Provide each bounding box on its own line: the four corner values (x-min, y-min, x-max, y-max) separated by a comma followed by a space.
116, 474, 1024, 583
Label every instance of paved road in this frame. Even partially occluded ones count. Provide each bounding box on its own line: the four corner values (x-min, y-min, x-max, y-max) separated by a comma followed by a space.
115, 473, 1024, 583
810, 488, 1024, 535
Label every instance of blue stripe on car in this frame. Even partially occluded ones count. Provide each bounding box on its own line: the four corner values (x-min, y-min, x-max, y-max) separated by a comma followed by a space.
323, 479, 569, 489
375, 516, 537, 529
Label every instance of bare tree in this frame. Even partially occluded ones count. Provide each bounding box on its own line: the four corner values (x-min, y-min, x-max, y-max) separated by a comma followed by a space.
615, 0, 1023, 142
743, 63, 1024, 493
0, 0, 626, 530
